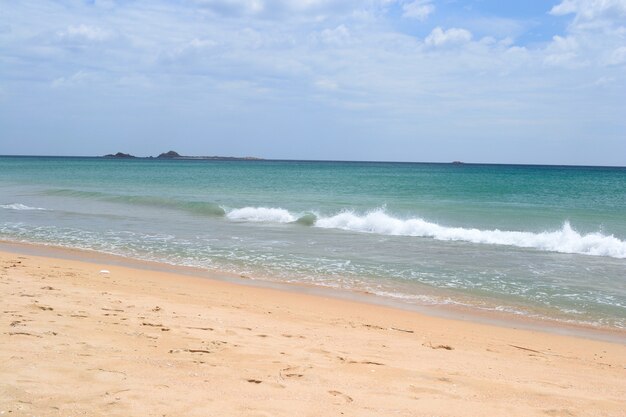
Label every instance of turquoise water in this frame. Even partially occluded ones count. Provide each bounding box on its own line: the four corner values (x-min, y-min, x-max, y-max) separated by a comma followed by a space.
1, 156, 625, 328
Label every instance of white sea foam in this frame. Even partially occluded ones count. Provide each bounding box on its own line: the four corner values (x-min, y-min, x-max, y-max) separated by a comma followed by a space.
0, 203, 48, 211
226, 207, 296, 223
223, 206, 626, 258
314, 209, 626, 258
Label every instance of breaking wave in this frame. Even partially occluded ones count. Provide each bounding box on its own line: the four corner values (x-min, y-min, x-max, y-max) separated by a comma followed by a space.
1, 203, 48, 211
29, 189, 626, 259
225, 207, 626, 258
225, 207, 319, 226
226, 207, 296, 223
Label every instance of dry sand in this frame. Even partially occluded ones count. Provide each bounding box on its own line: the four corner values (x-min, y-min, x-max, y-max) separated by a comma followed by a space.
1, 247, 625, 416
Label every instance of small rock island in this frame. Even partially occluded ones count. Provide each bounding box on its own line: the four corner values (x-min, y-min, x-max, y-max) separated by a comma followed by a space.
103, 150, 262, 161
157, 151, 181, 159
104, 152, 136, 159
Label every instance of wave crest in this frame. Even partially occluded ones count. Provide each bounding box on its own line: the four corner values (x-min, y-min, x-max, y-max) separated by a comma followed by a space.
295, 213, 318, 226
1, 203, 48, 211
221, 207, 626, 258
226, 207, 296, 223
44, 189, 225, 217
25, 192, 626, 259
315, 210, 626, 258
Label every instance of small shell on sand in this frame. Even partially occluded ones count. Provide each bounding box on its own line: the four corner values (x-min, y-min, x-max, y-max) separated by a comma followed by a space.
99, 269, 110, 274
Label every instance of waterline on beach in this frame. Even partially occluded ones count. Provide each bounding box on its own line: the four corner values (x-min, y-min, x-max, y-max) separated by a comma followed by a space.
1, 157, 625, 330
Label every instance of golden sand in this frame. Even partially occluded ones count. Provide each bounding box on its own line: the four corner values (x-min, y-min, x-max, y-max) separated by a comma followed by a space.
1, 248, 625, 416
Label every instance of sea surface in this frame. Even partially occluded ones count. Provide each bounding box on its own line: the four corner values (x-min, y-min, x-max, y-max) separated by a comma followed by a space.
1, 156, 625, 329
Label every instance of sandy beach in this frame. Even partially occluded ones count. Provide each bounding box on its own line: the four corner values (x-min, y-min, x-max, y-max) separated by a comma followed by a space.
1, 245, 625, 417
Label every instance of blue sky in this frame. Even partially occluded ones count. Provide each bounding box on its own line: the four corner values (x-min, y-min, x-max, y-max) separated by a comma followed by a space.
1, 0, 625, 165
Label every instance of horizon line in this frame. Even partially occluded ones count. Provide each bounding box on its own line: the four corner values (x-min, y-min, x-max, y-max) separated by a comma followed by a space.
0, 154, 625, 169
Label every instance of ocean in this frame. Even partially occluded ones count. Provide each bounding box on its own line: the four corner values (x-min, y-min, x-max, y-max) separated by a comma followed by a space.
1, 156, 625, 329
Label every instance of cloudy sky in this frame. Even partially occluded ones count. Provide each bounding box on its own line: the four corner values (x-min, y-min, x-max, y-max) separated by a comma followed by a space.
1, 0, 625, 164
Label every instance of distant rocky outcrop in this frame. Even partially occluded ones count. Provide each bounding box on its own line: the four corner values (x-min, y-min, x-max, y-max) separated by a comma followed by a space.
104, 152, 136, 158
157, 150, 181, 159
155, 150, 262, 161
103, 150, 263, 161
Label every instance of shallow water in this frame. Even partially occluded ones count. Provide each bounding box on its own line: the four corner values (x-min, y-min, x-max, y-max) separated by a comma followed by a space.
1, 156, 625, 328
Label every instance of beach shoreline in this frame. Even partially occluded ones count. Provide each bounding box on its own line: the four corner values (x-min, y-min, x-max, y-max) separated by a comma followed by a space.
1, 239, 624, 344
3, 157, 625, 334
1, 243, 625, 416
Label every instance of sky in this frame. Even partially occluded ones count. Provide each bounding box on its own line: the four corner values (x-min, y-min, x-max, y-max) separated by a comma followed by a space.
0, 0, 625, 165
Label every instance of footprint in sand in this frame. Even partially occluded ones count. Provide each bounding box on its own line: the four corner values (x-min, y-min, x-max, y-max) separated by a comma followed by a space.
279, 365, 309, 380
328, 390, 353, 403
281, 334, 306, 339
423, 342, 454, 350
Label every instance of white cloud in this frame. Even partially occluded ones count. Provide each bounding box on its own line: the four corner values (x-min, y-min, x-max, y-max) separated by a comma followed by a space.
402, 0, 434, 21
544, 1, 626, 69
314, 24, 351, 46
92, 0, 117, 9
315, 78, 338, 90
550, 0, 626, 20
51, 70, 99, 88
608, 46, 626, 65
195, 0, 265, 16
543, 35, 582, 67
189, 38, 218, 49
544, 51, 579, 66
550, 0, 580, 16
193, 0, 389, 18
159, 37, 218, 65
425, 27, 472, 47
550, 35, 579, 51
593, 76, 615, 85
117, 74, 153, 89
58, 24, 111, 42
